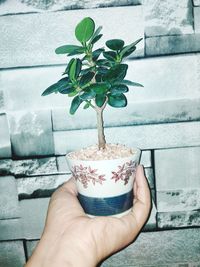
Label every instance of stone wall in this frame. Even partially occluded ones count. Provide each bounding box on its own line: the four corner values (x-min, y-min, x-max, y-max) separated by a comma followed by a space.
0, 0, 200, 266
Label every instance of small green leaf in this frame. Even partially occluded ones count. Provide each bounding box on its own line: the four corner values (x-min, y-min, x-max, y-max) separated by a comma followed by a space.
110, 84, 129, 95
91, 34, 103, 45
79, 72, 95, 86
90, 26, 103, 43
95, 94, 106, 107
120, 38, 142, 58
103, 64, 128, 82
79, 87, 96, 100
83, 102, 91, 109
92, 48, 104, 61
103, 51, 116, 61
70, 96, 83, 114
69, 58, 82, 81
55, 45, 85, 55
122, 80, 143, 87
42, 78, 70, 96
90, 82, 110, 94
75, 17, 95, 43
68, 91, 78, 97
106, 39, 124, 51
96, 59, 110, 67
108, 93, 127, 108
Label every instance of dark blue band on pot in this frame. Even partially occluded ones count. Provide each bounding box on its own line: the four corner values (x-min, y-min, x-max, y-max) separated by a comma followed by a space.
78, 190, 133, 216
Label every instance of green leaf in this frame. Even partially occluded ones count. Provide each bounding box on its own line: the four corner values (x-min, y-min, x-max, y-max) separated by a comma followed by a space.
79, 72, 95, 86
68, 91, 78, 97
121, 46, 136, 58
108, 93, 127, 108
103, 64, 128, 82
95, 94, 106, 107
120, 38, 142, 58
41, 78, 70, 96
96, 59, 110, 67
110, 84, 129, 95
55, 45, 85, 55
79, 87, 96, 100
122, 80, 143, 87
103, 51, 116, 61
90, 26, 102, 43
92, 48, 104, 61
106, 39, 124, 51
83, 102, 91, 109
70, 96, 83, 114
90, 82, 110, 94
91, 34, 103, 45
75, 17, 95, 43
69, 58, 82, 81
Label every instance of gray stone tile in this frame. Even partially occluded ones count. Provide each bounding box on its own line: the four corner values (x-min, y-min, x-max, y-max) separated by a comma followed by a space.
17, 173, 70, 199
0, 6, 144, 68
0, 241, 25, 267
0, 0, 141, 15
0, 90, 4, 112
0, 114, 11, 158
193, 0, 200, 6
102, 229, 200, 266
146, 34, 200, 56
0, 159, 12, 176
144, 168, 154, 189
157, 189, 200, 212
9, 110, 54, 157
57, 156, 69, 173
155, 146, 200, 190
143, 200, 157, 231
157, 210, 200, 228
0, 218, 22, 241
144, 0, 194, 37
140, 151, 152, 168
12, 157, 57, 177
0, 176, 19, 219
26, 240, 39, 259
194, 7, 200, 33
54, 121, 200, 155
52, 98, 200, 131
20, 198, 49, 239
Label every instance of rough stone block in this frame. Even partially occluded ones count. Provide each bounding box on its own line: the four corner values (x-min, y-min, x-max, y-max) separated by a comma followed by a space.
157, 189, 200, 212
102, 229, 200, 266
26, 240, 39, 259
0, 176, 19, 219
144, 0, 193, 37
0, 90, 4, 112
155, 146, 200, 190
9, 110, 54, 157
0, 0, 141, 14
17, 174, 70, 199
143, 200, 156, 231
20, 198, 49, 239
0, 241, 26, 267
140, 150, 152, 168
52, 98, 200, 131
12, 157, 57, 177
157, 210, 200, 229
57, 156, 69, 173
2, 54, 200, 112
0, 114, 11, 158
193, 0, 200, 6
144, 168, 154, 189
194, 7, 200, 33
0, 159, 12, 176
0, 6, 144, 68
146, 34, 200, 56
54, 121, 200, 154
0, 219, 22, 241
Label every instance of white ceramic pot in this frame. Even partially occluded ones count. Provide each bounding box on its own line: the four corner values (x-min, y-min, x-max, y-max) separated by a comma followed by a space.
66, 148, 141, 217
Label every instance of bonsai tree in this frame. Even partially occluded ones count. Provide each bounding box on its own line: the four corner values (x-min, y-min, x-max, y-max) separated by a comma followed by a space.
42, 17, 143, 150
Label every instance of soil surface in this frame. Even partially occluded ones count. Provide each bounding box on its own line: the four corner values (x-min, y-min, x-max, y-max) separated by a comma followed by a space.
67, 143, 134, 161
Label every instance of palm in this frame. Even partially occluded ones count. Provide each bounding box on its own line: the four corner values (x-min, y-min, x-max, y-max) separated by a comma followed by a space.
44, 166, 151, 263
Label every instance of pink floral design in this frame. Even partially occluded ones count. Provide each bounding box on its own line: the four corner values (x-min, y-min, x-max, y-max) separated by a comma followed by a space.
72, 165, 106, 188
111, 161, 136, 185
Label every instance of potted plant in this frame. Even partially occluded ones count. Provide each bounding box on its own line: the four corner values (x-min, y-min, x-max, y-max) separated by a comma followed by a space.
42, 17, 143, 217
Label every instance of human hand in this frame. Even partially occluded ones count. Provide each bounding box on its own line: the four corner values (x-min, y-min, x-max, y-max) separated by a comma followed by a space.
25, 165, 151, 267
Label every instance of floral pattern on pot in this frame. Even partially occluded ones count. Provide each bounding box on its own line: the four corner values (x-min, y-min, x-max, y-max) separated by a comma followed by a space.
72, 165, 106, 188
111, 161, 136, 185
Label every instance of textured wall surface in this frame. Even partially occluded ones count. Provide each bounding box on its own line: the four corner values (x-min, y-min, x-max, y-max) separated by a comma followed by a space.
0, 0, 200, 266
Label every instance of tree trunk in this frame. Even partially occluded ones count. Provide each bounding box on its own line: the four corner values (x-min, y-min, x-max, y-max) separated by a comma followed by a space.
96, 109, 106, 150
